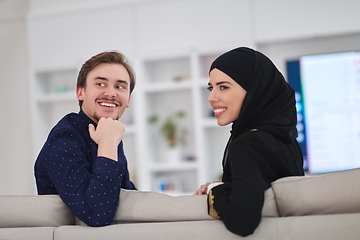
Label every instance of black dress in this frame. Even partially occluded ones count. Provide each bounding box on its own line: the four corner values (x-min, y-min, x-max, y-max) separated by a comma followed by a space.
207, 47, 304, 237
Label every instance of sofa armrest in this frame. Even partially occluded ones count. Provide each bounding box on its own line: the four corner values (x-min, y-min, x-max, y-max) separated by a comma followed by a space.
272, 168, 360, 217
0, 195, 75, 227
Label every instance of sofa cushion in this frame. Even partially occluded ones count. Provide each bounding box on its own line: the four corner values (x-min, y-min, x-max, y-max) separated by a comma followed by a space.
272, 168, 360, 217
274, 213, 360, 240
0, 227, 56, 240
113, 190, 214, 223
55, 221, 244, 240
0, 195, 75, 227
57, 213, 360, 240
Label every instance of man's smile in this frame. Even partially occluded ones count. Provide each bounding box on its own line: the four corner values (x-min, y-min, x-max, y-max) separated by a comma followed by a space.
99, 102, 117, 108
96, 98, 121, 108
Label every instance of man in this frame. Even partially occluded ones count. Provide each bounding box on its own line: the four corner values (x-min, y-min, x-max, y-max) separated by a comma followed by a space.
34, 51, 136, 227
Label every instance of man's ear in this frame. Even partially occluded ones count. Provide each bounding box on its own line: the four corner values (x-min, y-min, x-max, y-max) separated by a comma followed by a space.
76, 87, 84, 101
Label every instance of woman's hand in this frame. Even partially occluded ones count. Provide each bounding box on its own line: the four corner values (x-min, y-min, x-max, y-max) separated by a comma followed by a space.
193, 182, 211, 195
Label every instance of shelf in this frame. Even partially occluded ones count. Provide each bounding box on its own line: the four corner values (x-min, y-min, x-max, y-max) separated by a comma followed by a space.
36, 91, 77, 103
143, 56, 191, 85
148, 161, 198, 172
143, 81, 192, 93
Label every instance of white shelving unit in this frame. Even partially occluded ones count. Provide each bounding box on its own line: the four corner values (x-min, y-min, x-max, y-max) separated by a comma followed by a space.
30, 62, 80, 157
133, 49, 231, 195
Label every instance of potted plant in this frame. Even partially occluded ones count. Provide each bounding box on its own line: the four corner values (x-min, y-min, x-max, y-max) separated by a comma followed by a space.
148, 111, 187, 162
160, 111, 186, 147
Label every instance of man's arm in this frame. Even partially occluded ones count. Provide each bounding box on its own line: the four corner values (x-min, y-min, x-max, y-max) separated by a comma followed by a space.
36, 118, 129, 226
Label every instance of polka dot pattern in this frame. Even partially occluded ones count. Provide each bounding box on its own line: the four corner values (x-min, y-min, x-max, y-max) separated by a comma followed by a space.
34, 110, 136, 227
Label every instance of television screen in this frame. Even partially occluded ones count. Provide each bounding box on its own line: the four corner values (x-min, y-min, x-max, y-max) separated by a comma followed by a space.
286, 51, 360, 174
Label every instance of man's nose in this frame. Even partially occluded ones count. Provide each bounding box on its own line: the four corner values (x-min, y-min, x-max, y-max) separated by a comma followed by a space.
104, 87, 117, 97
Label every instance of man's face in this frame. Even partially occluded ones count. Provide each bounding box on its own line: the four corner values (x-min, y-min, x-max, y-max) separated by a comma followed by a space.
76, 63, 131, 123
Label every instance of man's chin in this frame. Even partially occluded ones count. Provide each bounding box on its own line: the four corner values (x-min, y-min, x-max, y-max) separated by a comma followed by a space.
93, 112, 122, 122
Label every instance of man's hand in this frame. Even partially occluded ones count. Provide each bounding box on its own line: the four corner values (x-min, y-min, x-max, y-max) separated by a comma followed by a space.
89, 118, 125, 162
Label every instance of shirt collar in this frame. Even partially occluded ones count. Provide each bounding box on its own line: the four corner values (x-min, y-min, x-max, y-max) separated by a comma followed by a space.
79, 109, 97, 127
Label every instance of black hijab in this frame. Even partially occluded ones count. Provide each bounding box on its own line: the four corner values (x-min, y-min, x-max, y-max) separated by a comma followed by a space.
210, 47, 298, 142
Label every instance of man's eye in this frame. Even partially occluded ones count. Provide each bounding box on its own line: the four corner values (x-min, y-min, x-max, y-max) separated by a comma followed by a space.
116, 85, 125, 90
97, 83, 105, 87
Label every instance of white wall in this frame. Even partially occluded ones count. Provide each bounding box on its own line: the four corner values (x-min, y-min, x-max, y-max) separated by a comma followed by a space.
253, 0, 360, 43
1, 0, 360, 195
0, 0, 35, 194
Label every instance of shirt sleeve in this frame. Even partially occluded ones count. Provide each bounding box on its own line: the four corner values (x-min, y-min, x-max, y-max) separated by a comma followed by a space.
37, 128, 126, 227
208, 132, 278, 236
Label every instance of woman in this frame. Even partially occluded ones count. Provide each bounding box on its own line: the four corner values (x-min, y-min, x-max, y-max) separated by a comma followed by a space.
194, 47, 304, 236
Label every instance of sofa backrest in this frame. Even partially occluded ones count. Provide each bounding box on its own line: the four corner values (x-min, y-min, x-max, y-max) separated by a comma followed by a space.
272, 167, 360, 217
113, 190, 214, 223
4, 168, 358, 228
112, 187, 279, 224
0, 195, 75, 228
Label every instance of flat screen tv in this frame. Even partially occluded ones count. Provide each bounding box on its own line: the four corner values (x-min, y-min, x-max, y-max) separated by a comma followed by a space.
286, 51, 360, 174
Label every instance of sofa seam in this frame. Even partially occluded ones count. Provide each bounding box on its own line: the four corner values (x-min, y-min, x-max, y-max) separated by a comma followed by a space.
270, 186, 282, 217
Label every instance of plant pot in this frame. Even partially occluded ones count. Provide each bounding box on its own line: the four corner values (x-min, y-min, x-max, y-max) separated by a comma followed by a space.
162, 145, 181, 163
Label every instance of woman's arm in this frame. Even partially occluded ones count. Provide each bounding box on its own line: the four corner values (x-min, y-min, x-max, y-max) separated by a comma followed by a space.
208, 132, 279, 236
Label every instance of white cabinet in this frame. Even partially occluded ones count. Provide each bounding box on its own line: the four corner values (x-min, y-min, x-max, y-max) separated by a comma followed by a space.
30, 63, 80, 157
134, 50, 231, 195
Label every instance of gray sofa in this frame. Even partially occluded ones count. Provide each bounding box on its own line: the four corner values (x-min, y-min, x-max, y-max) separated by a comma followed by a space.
1, 168, 360, 240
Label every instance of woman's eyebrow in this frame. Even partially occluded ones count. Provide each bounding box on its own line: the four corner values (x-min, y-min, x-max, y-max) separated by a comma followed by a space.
208, 81, 231, 86
216, 81, 231, 85
208, 81, 232, 86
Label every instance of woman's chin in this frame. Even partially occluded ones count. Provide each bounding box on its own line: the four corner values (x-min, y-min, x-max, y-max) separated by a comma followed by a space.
216, 119, 231, 126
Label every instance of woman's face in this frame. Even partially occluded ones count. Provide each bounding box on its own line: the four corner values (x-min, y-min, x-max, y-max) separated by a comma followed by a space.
208, 68, 247, 126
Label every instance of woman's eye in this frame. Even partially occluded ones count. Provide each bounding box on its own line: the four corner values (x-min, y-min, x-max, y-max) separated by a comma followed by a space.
207, 86, 213, 91
220, 86, 229, 90
97, 83, 105, 87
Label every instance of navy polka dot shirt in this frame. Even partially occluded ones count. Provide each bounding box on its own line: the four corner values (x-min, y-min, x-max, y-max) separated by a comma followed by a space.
34, 110, 136, 227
